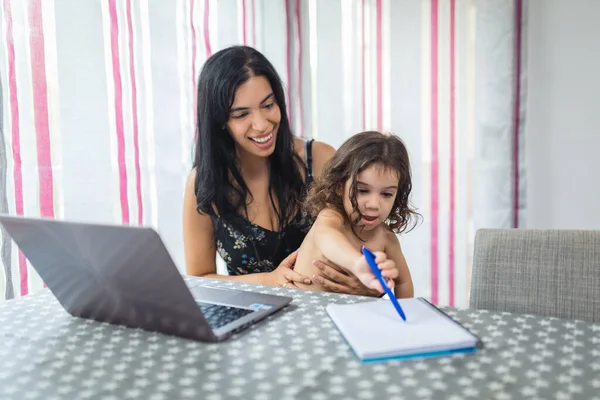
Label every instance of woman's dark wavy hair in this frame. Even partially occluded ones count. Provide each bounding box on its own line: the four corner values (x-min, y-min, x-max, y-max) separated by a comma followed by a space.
305, 131, 421, 235
193, 46, 306, 230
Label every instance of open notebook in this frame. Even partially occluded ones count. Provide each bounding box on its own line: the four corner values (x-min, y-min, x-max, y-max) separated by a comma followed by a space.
327, 297, 482, 362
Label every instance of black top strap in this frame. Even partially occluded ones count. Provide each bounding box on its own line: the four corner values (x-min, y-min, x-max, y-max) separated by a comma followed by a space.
304, 139, 314, 183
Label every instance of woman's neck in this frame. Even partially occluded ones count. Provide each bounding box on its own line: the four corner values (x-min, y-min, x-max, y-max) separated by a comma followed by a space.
236, 150, 270, 181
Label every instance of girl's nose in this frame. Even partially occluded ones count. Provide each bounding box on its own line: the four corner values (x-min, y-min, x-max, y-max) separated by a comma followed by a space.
365, 196, 380, 210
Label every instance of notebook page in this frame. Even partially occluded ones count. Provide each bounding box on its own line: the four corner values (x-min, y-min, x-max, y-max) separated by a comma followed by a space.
327, 298, 478, 359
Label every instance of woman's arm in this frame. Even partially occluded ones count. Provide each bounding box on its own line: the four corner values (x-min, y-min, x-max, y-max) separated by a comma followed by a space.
384, 232, 414, 298
310, 260, 381, 296
183, 169, 218, 277
292, 138, 335, 182
183, 169, 311, 286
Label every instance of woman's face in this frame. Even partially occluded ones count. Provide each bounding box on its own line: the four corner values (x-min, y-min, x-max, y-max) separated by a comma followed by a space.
226, 75, 281, 160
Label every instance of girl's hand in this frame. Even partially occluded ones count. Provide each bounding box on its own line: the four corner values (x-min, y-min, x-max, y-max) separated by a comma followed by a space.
352, 251, 397, 293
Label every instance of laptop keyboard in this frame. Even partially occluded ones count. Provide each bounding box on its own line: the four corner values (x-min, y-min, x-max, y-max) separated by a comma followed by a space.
196, 302, 254, 330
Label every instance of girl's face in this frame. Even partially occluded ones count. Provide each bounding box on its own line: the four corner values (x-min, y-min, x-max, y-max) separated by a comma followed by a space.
343, 163, 399, 231
226, 75, 281, 160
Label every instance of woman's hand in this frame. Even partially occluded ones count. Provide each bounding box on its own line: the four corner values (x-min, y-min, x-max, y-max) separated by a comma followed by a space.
265, 250, 313, 288
311, 259, 382, 297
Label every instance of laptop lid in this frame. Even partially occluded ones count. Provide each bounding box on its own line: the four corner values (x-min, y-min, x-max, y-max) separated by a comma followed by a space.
0, 215, 220, 341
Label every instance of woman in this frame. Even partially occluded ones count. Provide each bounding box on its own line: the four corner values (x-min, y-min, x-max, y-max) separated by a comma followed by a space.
183, 45, 379, 296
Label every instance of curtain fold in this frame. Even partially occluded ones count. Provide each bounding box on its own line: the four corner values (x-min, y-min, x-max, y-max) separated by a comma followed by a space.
0, 0, 525, 305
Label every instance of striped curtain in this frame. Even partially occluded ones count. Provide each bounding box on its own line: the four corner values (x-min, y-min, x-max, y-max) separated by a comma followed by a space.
0, 0, 525, 306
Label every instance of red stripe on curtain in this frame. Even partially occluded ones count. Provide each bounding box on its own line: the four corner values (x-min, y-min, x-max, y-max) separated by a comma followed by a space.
430, 0, 440, 304
284, 0, 293, 126
449, 0, 456, 306
375, 0, 382, 131
294, 0, 303, 138
29, 0, 55, 220
108, 0, 130, 223
29, 0, 54, 291
3, 0, 27, 295
203, 0, 212, 57
242, 0, 247, 45
361, 0, 366, 131
252, 0, 256, 47
512, 0, 523, 228
126, 0, 144, 225
190, 0, 198, 143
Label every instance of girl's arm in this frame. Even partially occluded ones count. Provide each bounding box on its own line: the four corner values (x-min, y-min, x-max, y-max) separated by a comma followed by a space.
311, 209, 363, 269
384, 232, 414, 298
311, 209, 397, 292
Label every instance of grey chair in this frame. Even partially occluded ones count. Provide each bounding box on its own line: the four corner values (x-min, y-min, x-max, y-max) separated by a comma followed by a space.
470, 229, 600, 323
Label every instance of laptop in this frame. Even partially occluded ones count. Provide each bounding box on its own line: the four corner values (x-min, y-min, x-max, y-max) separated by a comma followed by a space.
0, 215, 293, 342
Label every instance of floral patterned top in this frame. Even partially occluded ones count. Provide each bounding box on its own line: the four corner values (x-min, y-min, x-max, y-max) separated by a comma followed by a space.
211, 139, 316, 275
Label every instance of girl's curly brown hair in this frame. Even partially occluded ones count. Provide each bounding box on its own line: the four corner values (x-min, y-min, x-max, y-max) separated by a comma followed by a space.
305, 131, 421, 234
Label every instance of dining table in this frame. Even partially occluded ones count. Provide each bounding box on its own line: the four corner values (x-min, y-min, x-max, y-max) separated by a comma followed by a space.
0, 276, 599, 399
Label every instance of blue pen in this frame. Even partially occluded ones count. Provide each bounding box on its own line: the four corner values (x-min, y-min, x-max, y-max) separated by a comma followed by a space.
362, 246, 407, 321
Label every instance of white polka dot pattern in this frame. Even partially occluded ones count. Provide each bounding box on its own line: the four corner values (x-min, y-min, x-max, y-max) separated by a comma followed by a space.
0, 277, 599, 399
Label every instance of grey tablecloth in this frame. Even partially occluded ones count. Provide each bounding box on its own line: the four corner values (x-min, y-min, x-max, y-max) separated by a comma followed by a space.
0, 276, 599, 400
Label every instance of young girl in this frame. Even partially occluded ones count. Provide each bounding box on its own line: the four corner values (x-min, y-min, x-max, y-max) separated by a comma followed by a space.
293, 131, 418, 297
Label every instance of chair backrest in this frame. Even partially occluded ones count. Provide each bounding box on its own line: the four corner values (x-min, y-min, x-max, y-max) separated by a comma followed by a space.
470, 229, 600, 323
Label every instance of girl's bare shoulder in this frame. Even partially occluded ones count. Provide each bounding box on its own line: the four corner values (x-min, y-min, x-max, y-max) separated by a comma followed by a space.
316, 207, 345, 220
